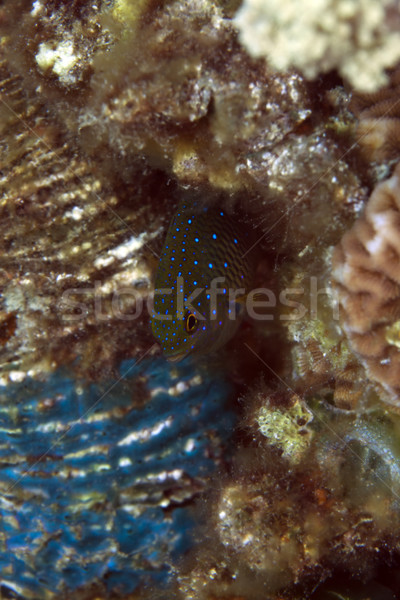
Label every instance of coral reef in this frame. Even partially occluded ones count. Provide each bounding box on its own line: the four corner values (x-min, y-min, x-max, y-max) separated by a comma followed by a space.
1, 0, 400, 598
177, 393, 400, 599
234, 0, 400, 92
73, 1, 314, 194
0, 40, 166, 381
332, 163, 400, 407
0, 0, 367, 382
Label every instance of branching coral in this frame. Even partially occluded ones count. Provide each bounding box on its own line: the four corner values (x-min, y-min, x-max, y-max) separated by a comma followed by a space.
332, 163, 400, 406
234, 0, 400, 92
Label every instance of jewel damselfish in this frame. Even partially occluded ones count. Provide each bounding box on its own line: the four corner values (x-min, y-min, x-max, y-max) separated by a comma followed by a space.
151, 200, 254, 361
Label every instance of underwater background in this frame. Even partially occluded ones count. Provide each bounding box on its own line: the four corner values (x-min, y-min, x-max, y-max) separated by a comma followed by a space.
2, 0, 400, 599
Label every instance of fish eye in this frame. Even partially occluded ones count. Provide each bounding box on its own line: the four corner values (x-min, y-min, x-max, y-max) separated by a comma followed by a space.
184, 311, 198, 334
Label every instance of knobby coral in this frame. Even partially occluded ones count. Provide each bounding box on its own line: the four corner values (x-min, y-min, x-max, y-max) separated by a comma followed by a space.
234, 0, 400, 92
332, 163, 400, 406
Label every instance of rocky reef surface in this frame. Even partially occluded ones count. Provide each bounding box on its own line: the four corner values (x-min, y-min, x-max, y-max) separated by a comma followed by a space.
1, 0, 400, 599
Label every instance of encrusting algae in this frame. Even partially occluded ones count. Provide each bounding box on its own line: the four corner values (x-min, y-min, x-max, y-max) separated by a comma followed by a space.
255, 392, 314, 463
2, 0, 400, 598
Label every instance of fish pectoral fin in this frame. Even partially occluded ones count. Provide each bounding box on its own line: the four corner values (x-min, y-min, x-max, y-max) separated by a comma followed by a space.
249, 291, 267, 302
227, 291, 265, 318
226, 294, 246, 318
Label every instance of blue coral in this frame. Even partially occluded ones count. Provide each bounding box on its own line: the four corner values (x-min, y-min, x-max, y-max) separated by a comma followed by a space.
0, 358, 235, 598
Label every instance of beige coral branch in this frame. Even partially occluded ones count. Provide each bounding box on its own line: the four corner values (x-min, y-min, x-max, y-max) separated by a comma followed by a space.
234, 0, 400, 93
332, 164, 400, 405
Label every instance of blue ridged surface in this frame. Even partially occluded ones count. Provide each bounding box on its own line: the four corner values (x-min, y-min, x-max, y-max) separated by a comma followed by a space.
0, 357, 235, 598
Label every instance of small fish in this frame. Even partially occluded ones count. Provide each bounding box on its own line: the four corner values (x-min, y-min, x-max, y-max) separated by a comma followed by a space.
151, 200, 254, 361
